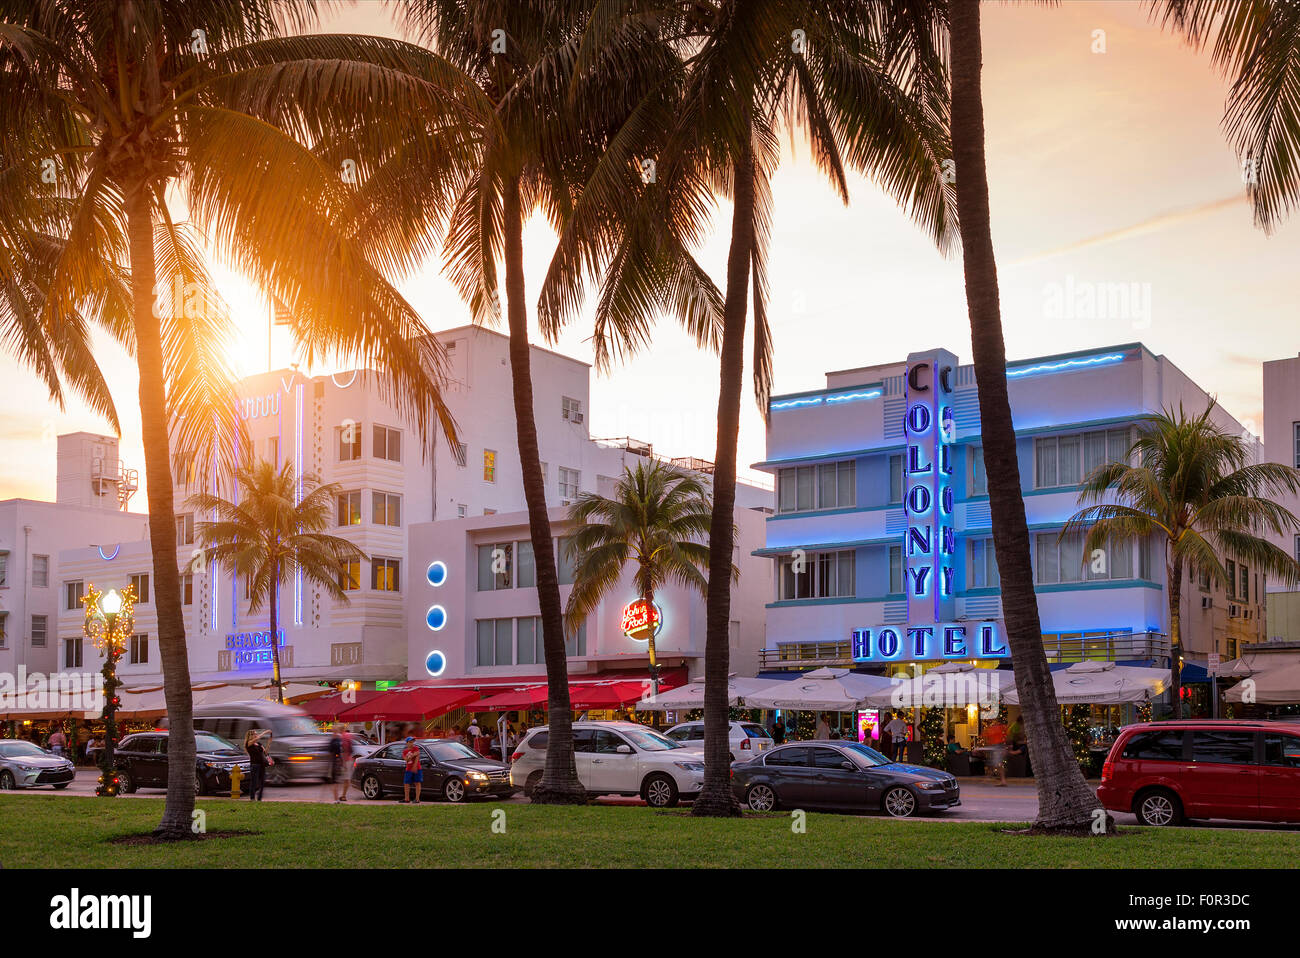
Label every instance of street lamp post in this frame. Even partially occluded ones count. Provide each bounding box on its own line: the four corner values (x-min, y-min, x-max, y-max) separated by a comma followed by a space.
83, 583, 135, 797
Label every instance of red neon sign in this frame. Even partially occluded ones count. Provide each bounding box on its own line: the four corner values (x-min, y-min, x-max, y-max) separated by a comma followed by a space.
621, 599, 662, 640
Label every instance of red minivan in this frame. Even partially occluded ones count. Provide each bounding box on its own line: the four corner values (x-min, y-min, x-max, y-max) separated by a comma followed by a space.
1098, 720, 1300, 826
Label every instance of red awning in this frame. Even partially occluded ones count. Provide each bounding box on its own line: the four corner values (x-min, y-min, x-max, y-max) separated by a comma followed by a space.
470, 685, 550, 712
468, 676, 676, 713
570, 681, 653, 710
299, 690, 384, 721
334, 687, 480, 722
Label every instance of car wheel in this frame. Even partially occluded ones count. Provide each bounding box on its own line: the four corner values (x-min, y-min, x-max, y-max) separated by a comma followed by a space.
116, 768, 136, 794
1134, 788, 1183, 827
361, 775, 384, 801
0, 770, 15, 790
266, 763, 289, 787
745, 783, 777, 811
642, 773, 679, 809
195, 771, 207, 796
443, 778, 467, 803
524, 771, 543, 799
53, 783, 70, 790
883, 786, 918, 818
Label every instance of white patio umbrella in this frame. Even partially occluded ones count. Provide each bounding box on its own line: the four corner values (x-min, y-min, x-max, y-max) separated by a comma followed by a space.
745, 668, 895, 711
1225, 662, 1300, 705
637, 676, 776, 711
863, 662, 1014, 710
1004, 660, 1169, 705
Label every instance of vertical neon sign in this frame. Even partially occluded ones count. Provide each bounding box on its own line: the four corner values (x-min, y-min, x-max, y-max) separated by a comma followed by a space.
903, 350, 957, 625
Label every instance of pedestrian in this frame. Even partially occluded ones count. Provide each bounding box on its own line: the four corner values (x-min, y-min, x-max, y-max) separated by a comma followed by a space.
76, 725, 90, 765
770, 720, 786, 745
401, 736, 423, 804
47, 725, 67, 757
814, 713, 831, 740
244, 729, 272, 800
983, 717, 1009, 786
878, 716, 893, 759
884, 711, 910, 762
332, 723, 354, 802
1007, 714, 1029, 777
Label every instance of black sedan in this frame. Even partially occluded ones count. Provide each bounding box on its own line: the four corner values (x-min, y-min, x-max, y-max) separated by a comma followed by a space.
114, 731, 252, 796
353, 739, 517, 803
731, 741, 960, 817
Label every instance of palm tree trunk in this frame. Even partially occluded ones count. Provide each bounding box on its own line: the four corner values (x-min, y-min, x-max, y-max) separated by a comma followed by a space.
692, 140, 754, 818
644, 590, 660, 699
270, 561, 283, 705
949, 0, 1104, 832
125, 181, 196, 839
502, 173, 583, 803
1168, 549, 1184, 718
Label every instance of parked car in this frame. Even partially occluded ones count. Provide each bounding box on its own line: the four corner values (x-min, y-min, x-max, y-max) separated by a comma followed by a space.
730, 740, 960, 817
113, 731, 252, 796
0, 740, 76, 790
353, 739, 516, 802
663, 720, 774, 762
186, 700, 333, 784
510, 721, 706, 808
343, 730, 382, 759
1098, 719, 1300, 826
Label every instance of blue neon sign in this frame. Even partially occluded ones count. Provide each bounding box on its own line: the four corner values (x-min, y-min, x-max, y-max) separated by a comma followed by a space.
852, 622, 1008, 662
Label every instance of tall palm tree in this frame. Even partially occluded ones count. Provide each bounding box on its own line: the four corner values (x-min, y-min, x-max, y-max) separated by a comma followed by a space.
564, 461, 732, 697
2, 0, 476, 837
390, 0, 724, 804
189, 460, 368, 705
1065, 401, 1300, 715
593, 0, 957, 816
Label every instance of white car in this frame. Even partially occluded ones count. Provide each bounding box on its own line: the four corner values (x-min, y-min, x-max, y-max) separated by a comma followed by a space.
509, 721, 705, 808
662, 720, 774, 762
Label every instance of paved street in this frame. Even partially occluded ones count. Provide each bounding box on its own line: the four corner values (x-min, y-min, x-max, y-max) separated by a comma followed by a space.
9, 768, 1297, 832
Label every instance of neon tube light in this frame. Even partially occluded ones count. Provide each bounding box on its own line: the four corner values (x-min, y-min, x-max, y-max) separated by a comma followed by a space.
1006, 353, 1124, 378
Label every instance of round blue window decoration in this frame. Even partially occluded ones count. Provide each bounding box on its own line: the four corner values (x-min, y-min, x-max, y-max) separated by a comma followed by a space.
426, 605, 447, 631
425, 650, 447, 676
426, 560, 448, 587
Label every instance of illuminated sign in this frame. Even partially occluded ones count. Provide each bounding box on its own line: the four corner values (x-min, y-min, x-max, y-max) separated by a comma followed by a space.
851, 623, 1008, 662
225, 629, 286, 669
904, 351, 957, 623
233, 392, 280, 421
621, 599, 662, 641
425, 650, 447, 677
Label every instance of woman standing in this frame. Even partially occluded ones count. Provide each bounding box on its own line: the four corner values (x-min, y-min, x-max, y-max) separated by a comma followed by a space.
244, 729, 272, 801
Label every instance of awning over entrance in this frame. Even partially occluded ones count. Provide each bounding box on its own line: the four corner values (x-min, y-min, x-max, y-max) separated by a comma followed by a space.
334, 687, 480, 722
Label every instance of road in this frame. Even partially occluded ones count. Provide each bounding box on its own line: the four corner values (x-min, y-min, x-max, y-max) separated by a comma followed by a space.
9, 768, 1299, 831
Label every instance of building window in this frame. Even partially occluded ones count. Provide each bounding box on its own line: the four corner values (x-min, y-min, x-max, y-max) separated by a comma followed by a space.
778, 550, 855, 599
65, 580, 85, 611
969, 446, 987, 496
455, 442, 468, 466
130, 574, 150, 604
1294, 534, 1300, 564
0, 612, 7, 648
64, 637, 83, 668
889, 455, 904, 504
339, 559, 361, 592
517, 616, 544, 665
373, 424, 401, 462
176, 513, 194, 546
562, 396, 583, 422
476, 618, 513, 666
1034, 428, 1132, 488
1294, 422, 1300, 469
31, 614, 47, 648
32, 555, 49, 588
889, 546, 903, 594
129, 634, 148, 665
556, 537, 576, 585
181, 573, 193, 606
477, 543, 513, 591
338, 422, 362, 461
1239, 564, 1250, 603
337, 491, 362, 526
1034, 532, 1133, 584
559, 467, 580, 500
265, 436, 279, 465
516, 540, 535, 588
1226, 558, 1237, 598
968, 538, 1000, 588
371, 558, 400, 592
0, 552, 7, 588
372, 492, 401, 527
457, 504, 467, 518
483, 449, 497, 483
566, 619, 587, 657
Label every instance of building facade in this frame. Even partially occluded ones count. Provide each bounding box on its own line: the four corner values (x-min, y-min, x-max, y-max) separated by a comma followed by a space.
1263, 352, 1300, 643
755, 343, 1267, 684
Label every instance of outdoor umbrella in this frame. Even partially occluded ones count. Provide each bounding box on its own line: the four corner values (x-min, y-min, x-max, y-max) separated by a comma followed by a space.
637, 676, 774, 711
746, 668, 895, 711
862, 662, 1014, 710
1225, 662, 1300, 705
570, 681, 651, 710
1004, 661, 1168, 705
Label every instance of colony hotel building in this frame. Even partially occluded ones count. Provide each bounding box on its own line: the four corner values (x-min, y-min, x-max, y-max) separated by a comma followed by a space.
755, 343, 1267, 688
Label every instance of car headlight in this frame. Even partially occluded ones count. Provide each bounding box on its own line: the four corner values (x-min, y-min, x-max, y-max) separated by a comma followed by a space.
915, 780, 942, 790
673, 762, 706, 772
467, 771, 488, 781
17, 764, 39, 772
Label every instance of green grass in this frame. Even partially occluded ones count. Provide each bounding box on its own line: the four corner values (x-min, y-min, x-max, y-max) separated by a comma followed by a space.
1, 795, 1296, 868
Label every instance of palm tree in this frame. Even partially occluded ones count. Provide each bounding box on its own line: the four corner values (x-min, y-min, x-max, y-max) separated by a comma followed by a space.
189, 460, 368, 705
564, 461, 732, 697
390, 0, 725, 804
1065, 401, 1300, 715
2, 0, 476, 837
599, 0, 957, 817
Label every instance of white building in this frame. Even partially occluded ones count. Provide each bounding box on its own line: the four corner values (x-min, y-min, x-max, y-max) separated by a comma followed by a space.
1263, 352, 1300, 643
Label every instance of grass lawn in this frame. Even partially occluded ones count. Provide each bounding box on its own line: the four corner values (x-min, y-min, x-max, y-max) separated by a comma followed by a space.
2, 795, 1297, 868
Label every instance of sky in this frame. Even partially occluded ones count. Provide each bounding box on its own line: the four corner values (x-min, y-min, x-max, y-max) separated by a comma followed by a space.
2, 0, 1296, 503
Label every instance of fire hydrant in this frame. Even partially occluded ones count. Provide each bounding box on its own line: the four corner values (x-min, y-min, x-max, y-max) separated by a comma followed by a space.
229, 764, 243, 799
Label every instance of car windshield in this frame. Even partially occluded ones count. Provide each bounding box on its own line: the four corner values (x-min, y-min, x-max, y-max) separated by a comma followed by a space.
425, 742, 479, 761
0, 741, 48, 758
270, 717, 321, 738
843, 743, 893, 767
619, 727, 681, 751
195, 733, 241, 754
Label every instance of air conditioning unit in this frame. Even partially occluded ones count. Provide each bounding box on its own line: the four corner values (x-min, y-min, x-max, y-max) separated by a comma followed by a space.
1201, 596, 1213, 609
573, 412, 584, 424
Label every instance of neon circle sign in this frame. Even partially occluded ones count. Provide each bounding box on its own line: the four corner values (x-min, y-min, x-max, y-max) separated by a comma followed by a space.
621, 599, 663, 641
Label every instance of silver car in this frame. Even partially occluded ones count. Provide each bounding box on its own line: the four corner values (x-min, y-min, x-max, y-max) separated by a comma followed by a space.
0, 739, 77, 790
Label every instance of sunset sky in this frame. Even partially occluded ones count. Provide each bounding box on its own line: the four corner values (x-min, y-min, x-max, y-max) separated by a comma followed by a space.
2, 0, 1295, 502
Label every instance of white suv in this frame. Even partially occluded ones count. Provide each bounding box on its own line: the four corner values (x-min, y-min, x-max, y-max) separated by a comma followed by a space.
509, 721, 705, 808
663, 720, 774, 762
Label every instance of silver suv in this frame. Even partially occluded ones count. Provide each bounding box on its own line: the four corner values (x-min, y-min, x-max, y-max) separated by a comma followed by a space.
509, 721, 705, 808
